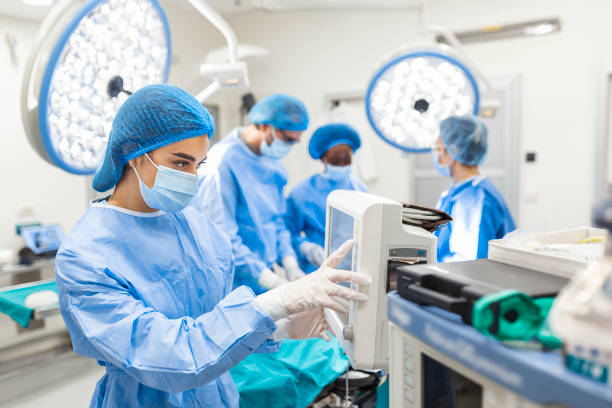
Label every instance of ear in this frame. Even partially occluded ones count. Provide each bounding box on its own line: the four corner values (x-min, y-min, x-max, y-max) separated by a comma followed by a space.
128, 155, 144, 169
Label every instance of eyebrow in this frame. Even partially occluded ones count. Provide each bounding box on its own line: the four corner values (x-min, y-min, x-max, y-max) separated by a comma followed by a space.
171, 153, 196, 162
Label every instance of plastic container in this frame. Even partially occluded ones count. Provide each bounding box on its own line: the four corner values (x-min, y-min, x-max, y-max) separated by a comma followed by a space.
488, 227, 608, 278
549, 258, 612, 386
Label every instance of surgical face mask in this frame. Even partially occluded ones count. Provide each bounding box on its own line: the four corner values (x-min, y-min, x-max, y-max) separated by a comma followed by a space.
260, 128, 292, 159
324, 164, 352, 181
132, 153, 198, 212
432, 149, 452, 178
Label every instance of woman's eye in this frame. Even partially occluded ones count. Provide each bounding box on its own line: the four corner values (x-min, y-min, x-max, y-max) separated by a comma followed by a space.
175, 161, 188, 168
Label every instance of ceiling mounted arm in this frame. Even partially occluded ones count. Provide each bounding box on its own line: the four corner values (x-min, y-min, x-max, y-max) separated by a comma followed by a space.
186, 0, 238, 63
418, 0, 491, 92
187, 0, 249, 103
424, 25, 491, 92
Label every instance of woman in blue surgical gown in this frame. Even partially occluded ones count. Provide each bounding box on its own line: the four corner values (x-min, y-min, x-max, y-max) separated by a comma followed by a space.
55, 85, 369, 408
432, 116, 515, 262
285, 123, 366, 273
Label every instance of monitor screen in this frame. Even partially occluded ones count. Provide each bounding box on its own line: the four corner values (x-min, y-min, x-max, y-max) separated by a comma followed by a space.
329, 207, 356, 271
422, 354, 482, 408
20, 225, 64, 254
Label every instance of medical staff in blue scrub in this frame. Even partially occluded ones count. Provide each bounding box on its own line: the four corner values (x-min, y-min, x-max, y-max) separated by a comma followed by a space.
55, 85, 370, 408
194, 94, 309, 294
285, 123, 367, 273
432, 115, 515, 262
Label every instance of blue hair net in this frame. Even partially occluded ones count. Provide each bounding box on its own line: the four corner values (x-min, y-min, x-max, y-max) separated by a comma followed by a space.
308, 123, 361, 159
92, 84, 214, 192
440, 115, 488, 166
248, 94, 309, 131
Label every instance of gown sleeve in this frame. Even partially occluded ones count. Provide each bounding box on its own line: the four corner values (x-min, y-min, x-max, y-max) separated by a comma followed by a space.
56, 248, 277, 395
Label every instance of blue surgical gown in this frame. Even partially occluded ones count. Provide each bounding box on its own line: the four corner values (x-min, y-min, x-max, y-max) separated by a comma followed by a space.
435, 175, 516, 262
285, 173, 366, 272
193, 128, 296, 294
55, 201, 278, 408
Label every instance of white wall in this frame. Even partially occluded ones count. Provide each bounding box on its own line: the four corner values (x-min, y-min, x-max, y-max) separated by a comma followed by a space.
225, 0, 610, 231
0, 3, 225, 251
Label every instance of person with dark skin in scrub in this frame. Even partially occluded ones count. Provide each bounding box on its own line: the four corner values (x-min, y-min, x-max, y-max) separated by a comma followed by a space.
285, 123, 367, 273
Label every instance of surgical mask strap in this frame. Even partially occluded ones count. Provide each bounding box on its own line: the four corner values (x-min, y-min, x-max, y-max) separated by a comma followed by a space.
132, 153, 158, 182
143, 152, 159, 170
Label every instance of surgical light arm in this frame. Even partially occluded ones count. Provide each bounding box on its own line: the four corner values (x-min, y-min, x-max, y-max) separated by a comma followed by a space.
187, 0, 249, 103
418, 0, 491, 92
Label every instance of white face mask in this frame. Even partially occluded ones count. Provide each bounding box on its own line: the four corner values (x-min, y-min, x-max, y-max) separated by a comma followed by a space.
324, 164, 352, 181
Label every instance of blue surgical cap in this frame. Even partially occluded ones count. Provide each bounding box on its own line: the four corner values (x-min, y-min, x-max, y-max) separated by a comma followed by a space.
92, 84, 214, 192
440, 115, 488, 166
308, 123, 361, 159
248, 93, 309, 131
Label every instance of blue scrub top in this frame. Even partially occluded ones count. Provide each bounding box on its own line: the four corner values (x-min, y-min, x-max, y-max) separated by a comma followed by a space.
285, 173, 366, 272
193, 129, 296, 294
55, 201, 278, 408
434, 175, 516, 262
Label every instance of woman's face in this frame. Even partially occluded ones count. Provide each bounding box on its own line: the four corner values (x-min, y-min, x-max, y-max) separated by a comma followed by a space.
130, 135, 209, 188
322, 143, 352, 166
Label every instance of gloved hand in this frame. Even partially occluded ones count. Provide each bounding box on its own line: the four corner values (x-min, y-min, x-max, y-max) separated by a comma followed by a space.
300, 241, 326, 268
282, 256, 306, 281
256, 239, 370, 321
274, 308, 332, 341
257, 268, 288, 290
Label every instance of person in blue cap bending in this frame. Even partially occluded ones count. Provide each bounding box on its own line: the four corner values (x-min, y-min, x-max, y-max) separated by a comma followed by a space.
432, 115, 516, 262
193, 94, 310, 294
55, 84, 370, 408
285, 123, 367, 273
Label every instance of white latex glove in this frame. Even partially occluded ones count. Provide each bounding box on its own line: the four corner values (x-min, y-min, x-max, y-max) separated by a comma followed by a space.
274, 308, 332, 341
300, 241, 326, 268
257, 268, 288, 290
282, 256, 306, 281
256, 239, 370, 321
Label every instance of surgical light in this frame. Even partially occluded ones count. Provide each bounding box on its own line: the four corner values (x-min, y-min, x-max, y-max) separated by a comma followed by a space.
21, 0, 171, 174
365, 46, 479, 153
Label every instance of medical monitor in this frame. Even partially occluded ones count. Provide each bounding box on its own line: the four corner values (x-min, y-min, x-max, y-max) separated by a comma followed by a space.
324, 190, 437, 369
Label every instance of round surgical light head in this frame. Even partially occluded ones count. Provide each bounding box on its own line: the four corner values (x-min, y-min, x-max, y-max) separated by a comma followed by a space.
365, 46, 480, 153
21, 0, 171, 174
